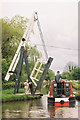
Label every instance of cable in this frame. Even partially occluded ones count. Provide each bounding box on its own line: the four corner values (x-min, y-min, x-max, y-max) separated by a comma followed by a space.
32, 43, 78, 51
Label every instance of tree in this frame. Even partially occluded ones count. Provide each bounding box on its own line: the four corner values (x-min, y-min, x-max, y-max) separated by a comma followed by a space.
2, 16, 41, 81
2, 15, 53, 85
71, 67, 80, 80
64, 61, 77, 72
2, 15, 28, 60
45, 69, 55, 81
2, 59, 9, 81
28, 45, 42, 71
62, 71, 71, 80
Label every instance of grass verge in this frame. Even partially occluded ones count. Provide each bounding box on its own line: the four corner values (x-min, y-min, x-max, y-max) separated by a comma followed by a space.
71, 80, 80, 100
2, 88, 41, 102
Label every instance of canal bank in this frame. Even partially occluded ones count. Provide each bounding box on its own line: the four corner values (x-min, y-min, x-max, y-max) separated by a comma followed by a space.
2, 88, 42, 103
2, 94, 42, 103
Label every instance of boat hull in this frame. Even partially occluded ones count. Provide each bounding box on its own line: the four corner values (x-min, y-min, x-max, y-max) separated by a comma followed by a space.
48, 96, 75, 107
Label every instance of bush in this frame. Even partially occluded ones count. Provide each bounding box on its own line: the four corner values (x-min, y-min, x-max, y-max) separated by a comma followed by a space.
62, 72, 71, 80
2, 81, 24, 89
71, 68, 80, 80
2, 59, 10, 81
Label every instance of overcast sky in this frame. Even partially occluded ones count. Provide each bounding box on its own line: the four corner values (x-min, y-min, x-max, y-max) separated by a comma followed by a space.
1, 0, 78, 73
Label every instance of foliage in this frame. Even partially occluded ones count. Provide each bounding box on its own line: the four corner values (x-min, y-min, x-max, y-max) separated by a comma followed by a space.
45, 69, 55, 81
62, 71, 71, 80
2, 81, 24, 90
64, 61, 77, 72
41, 80, 51, 94
28, 45, 42, 63
2, 15, 28, 59
71, 67, 80, 80
2, 81, 15, 89
2, 59, 9, 81
2, 15, 54, 94
2, 15, 28, 81
2, 16, 41, 81
62, 67, 80, 80
63, 61, 79, 80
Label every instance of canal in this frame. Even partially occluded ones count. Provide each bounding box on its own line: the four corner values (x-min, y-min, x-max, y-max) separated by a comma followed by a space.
2, 95, 79, 118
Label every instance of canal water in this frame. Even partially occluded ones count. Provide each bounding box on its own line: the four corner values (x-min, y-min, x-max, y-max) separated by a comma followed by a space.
2, 95, 79, 118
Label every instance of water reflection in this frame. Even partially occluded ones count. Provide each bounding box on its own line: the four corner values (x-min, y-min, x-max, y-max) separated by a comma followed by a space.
2, 95, 78, 118
2, 95, 49, 118
48, 101, 78, 118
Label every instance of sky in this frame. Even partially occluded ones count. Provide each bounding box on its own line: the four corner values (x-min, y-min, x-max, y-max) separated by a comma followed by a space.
1, 0, 78, 73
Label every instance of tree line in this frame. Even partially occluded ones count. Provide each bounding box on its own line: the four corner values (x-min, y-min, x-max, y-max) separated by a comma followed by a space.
62, 61, 80, 80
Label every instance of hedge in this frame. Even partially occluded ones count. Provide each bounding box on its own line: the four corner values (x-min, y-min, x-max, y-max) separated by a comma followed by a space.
2, 81, 24, 89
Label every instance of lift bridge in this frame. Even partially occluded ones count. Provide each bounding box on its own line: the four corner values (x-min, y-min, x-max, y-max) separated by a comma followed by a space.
5, 12, 53, 94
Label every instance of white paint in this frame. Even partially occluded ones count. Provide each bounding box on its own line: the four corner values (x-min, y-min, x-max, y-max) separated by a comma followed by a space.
55, 97, 69, 102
